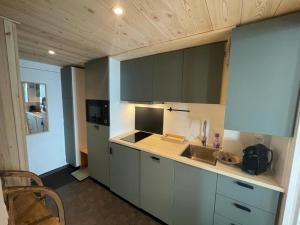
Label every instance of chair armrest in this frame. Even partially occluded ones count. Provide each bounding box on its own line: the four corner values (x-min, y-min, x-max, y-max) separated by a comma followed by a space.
0, 170, 43, 186
4, 186, 65, 225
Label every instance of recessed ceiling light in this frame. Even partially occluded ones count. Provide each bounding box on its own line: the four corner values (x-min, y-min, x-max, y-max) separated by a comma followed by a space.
112, 6, 124, 15
48, 50, 55, 55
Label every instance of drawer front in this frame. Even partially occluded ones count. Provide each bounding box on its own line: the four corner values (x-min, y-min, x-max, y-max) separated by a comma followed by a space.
214, 214, 242, 225
215, 194, 276, 225
217, 175, 279, 213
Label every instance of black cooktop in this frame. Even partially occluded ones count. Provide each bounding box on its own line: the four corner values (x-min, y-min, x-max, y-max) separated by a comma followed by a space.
121, 131, 153, 143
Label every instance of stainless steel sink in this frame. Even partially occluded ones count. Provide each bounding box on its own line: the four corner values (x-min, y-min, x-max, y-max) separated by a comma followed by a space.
181, 145, 218, 166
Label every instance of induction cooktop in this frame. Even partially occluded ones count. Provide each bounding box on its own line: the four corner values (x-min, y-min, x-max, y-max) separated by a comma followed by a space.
121, 131, 153, 143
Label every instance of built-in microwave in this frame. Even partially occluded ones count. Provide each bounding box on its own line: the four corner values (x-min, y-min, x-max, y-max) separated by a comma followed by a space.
86, 100, 109, 126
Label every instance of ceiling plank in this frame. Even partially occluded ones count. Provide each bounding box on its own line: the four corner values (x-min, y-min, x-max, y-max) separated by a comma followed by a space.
275, 0, 300, 15
131, 0, 213, 39
241, 0, 282, 23
206, 0, 243, 29
113, 26, 232, 61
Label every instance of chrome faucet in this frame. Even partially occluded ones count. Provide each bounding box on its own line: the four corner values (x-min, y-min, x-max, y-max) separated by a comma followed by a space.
201, 120, 207, 147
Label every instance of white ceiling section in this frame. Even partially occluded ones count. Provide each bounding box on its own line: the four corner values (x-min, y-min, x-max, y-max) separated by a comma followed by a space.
0, 0, 299, 66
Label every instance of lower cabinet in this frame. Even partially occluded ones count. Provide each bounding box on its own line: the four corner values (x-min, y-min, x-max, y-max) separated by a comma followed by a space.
214, 214, 242, 225
108, 143, 280, 225
87, 123, 110, 186
173, 162, 218, 225
214, 175, 279, 225
109, 143, 140, 207
140, 152, 174, 224
215, 194, 276, 225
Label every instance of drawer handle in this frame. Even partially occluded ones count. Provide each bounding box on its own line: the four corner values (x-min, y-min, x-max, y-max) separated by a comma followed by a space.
109, 147, 113, 155
233, 203, 251, 213
235, 181, 254, 190
150, 156, 160, 161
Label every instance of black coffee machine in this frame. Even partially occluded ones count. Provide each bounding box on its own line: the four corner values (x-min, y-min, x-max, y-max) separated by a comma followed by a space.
242, 144, 273, 175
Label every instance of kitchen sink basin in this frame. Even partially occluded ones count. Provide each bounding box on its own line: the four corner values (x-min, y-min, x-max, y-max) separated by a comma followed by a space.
181, 145, 218, 166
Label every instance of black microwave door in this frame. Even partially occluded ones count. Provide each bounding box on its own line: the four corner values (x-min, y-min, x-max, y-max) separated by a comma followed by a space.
86, 100, 101, 124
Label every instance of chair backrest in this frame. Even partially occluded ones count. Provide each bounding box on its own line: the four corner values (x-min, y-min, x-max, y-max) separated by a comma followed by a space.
0, 180, 9, 225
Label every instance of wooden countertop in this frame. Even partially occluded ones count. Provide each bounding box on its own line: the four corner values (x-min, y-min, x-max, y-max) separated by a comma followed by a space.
110, 131, 284, 193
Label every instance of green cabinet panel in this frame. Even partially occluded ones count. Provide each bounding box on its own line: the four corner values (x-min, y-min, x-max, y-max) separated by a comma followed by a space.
182, 42, 225, 103
121, 56, 154, 102
87, 123, 110, 186
215, 194, 276, 225
173, 162, 217, 225
214, 214, 242, 225
109, 143, 140, 207
225, 12, 300, 136
217, 175, 279, 214
153, 50, 183, 102
140, 152, 174, 224
61, 67, 76, 167
85, 57, 109, 100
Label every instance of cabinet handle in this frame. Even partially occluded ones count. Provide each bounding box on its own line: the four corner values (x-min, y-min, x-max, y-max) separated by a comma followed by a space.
235, 181, 254, 190
109, 147, 113, 155
94, 125, 99, 130
150, 156, 160, 161
233, 203, 251, 213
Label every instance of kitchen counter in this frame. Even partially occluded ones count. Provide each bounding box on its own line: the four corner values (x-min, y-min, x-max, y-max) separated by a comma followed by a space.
110, 131, 284, 193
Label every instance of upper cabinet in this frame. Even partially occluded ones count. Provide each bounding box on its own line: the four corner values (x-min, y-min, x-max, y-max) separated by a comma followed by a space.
225, 13, 300, 137
120, 42, 225, 103
182, 42, 225, 103
121, 56, 153, 102
85, 57, 109, 100
153, 50, 183, 102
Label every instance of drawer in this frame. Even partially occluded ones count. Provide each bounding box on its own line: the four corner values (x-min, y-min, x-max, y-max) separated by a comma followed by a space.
215, 194, 276, 225
214, 213, 242, 225
217, 175, 279, 213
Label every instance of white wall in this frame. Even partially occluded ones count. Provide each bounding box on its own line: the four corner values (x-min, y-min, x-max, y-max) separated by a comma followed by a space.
109, 58, 135, 137
20, 59, 66, 175
0, 180, 8, 225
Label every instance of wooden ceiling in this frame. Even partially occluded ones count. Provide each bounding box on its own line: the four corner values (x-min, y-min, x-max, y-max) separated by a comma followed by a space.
0, 0, 299, 66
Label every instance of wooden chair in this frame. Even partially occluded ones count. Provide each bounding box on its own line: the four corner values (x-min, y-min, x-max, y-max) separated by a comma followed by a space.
0, 170, 65, 225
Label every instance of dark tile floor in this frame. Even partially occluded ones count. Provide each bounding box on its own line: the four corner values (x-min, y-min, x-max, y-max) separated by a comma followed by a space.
44, 167, 163, 225
41, 165, 77, 189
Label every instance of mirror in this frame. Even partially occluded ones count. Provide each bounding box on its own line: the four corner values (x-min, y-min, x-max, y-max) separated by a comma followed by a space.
22, 82, 48, 134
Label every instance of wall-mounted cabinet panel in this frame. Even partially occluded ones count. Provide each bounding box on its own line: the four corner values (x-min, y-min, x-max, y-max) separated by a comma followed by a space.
121, 56, 153, 102
153, 50, 183, 102
225, 13, 300, 136
85, 57, 108, 100
182, 42, 225, 103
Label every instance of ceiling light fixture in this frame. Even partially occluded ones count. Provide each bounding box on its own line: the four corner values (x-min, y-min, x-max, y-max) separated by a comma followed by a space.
112, 6, 124, 15
48, 50, 56, 55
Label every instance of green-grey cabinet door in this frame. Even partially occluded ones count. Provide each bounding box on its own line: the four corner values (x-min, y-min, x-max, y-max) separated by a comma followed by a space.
121, 56, 153, 102
173, 162, 217, 225
182, 42, 225, 103
225, 12, 300, 137
61, 66, 76, 167
85, 57, 109, 100
140, 152, 174, 224
87, 123, 110, 186
153, 50, 183, 102
109, 143, 140, 206
215, 194, 276, 225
